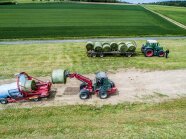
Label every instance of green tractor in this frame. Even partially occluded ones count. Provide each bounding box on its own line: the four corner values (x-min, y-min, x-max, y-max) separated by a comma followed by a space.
141, 40, 169, 58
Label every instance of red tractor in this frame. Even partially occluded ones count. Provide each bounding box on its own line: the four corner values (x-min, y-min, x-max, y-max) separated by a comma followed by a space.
0, 72, 52, 104
52, 69, 117, 99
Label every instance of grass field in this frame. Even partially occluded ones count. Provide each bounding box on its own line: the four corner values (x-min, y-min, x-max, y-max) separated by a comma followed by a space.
145, 5, 186, 26
0, 3, 186, 39
0, 39, 186, 79
0, 98, 185, 138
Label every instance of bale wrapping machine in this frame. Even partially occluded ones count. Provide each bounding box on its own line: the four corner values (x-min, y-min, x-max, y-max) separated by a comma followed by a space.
0, 72, 51, 104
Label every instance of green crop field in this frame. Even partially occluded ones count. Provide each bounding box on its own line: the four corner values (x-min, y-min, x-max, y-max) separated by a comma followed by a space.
145, 5, 186, 26
0, 98, 185, 138
0, 39, 186, 79
0, 3, 186, 39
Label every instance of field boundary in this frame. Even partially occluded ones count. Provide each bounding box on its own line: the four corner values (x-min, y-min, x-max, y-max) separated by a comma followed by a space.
0, 36, 186, 45
143, 6, 186, 30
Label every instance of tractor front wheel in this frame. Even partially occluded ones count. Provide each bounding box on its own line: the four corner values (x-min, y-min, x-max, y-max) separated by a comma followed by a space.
145, 49, 154, 57
99, 91, 108, 99
79, 89, 89, 100
158, 50, 165, 57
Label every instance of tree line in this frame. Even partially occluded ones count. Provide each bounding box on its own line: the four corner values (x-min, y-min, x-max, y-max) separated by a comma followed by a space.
149, 1, 186, 7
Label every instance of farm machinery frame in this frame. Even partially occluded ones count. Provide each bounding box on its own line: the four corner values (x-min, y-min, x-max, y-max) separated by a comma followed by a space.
52, 69, 117, 99
0, 72, 52, 104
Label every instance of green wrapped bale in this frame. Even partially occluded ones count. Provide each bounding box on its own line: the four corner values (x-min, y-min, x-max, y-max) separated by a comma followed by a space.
102, 42, 110, 46
118, 42, 128, 52
126, 42, 136, 52
86, 41, 94, 51
52, 69, 67, 84
94, 42, 103, 52
23, 80, 36, 92
110, 42, 118, 51
102, 43, 111, 52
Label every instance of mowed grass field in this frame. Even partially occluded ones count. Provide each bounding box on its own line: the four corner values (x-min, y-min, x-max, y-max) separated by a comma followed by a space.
0, 98, 185, 138
0, 39, 186, 79
0, 3, 186, 39
145, 5, 186, 26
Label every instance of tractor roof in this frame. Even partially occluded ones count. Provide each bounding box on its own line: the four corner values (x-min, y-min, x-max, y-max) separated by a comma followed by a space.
147, 40, 158, 43
96, 72, 108, 79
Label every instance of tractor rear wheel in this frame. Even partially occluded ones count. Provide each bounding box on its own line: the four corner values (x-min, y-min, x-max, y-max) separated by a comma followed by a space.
0, 99, 8, 104
99, 91, 108, 99
79, 89, 89, 100
145, 49, 154, 57
158, 50, 165, 57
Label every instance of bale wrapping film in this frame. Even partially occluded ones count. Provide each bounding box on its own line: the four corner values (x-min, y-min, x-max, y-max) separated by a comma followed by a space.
86, 41, 94, 51
118, 42, 128, 52
52, 69, 67, 84
94, 42, 103, 52
110, 42, 118, 51
102, 43, 111, 52
125, 42, 136, 52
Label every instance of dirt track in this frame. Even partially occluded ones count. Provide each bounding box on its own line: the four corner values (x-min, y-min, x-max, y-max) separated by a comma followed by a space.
0, 69, 186, 109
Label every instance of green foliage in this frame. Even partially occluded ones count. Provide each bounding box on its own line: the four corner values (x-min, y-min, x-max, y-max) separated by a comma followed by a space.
0, 39, 186, 79
146, 5, 186, 26
150, 1, 186, 7
0, 3, 185, 39
0, 98, 186, 138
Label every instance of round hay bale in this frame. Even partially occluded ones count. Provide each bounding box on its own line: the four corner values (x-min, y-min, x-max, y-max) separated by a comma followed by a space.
110, 42, 118, 51
94, 42, 103, 52
86, 41, 94, 51
102, 42, 110, 46
23, 80, 36, 92
118, 42, 128, 52
102, 43, 111, 52
52, 69, 67, 84
126, 42, 136, 52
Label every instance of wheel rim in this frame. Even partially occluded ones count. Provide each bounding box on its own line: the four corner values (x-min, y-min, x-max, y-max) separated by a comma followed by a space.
92, 54, 96, 57
81, 93, 87, 99
146, 50, 153, 57
100, 92, 107, 99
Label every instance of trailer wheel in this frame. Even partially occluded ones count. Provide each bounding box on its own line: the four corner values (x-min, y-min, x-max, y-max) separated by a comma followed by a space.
126, 53, 132, 57
79, 89, 89, 100
145, 49, 154, 57
100, 53, 104, 58
158, 50, 165, 57
91, 53, 96, 58
99, 91, 108, 99
0, 99, 8, 104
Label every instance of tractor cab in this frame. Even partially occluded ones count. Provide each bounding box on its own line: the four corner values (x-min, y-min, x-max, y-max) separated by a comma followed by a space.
94, 72, 115, 96
95, 72, 108, 85
141, 40, 167, 57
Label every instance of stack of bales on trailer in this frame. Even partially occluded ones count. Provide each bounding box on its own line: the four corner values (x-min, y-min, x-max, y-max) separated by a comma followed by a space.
86, 41, 137, 57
